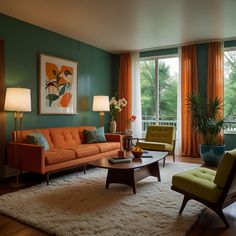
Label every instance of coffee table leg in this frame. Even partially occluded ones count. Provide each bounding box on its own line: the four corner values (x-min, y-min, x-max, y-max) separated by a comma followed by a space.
105, 168, 136, 194
157, 163, 161, 182
149, 162, 161, 182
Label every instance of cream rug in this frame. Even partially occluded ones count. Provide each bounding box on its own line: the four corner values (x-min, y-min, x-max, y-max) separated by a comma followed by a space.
0, 162, 204, 236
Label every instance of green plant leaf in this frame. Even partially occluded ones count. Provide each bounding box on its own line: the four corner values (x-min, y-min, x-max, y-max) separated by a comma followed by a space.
46, 94, 59, 106
59, 84, 66, 96
187, 93, 226, 146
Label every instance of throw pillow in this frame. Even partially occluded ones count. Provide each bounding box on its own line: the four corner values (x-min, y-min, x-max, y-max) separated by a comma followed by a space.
83, 127, 107, 144
26, 132, 49, 151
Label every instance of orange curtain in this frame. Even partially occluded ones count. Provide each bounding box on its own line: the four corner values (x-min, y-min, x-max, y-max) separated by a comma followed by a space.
181, 45, 199, 157
117, 53, 132, 132
207, 41, 224, 144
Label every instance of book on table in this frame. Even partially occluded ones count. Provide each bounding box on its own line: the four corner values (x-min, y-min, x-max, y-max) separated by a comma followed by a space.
108, 157, 132, 164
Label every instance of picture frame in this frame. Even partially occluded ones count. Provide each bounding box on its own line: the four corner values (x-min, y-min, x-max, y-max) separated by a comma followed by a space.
39, 54, 78, 114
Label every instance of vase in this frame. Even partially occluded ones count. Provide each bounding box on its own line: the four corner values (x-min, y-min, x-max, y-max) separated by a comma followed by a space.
110, 120, 117, 133
124, 129, 133, 137
200, 144, 225, 166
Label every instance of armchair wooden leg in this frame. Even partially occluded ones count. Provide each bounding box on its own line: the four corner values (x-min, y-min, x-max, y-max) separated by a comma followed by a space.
173, 152, 175, 162
163, 157, 166, 167
215, 209, 230, 228
179, 196, 190, 214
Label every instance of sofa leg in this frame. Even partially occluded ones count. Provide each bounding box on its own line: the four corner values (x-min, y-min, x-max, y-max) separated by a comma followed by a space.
84, 164, 86, 174
46, 173, 50, 185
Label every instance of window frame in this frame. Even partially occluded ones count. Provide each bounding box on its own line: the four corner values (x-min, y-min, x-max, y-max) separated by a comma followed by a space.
223, 46, 236, 134
139, 53, 179, 132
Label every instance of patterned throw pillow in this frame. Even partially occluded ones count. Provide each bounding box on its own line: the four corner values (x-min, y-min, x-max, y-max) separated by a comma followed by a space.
26, 132, 49, 151
83, 127, 107, 144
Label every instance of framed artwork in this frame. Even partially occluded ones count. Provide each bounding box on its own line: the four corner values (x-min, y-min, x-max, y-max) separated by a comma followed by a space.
39, 54, 78, 114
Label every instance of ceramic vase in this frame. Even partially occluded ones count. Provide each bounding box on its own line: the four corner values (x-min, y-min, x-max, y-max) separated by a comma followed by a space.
110, 120, 117, 133
200, 144, 225, 166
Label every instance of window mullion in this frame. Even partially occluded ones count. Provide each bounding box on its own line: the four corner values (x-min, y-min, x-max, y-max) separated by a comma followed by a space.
155, 58, 159, 124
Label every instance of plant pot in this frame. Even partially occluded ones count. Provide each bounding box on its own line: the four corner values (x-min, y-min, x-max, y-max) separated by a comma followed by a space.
200, 144, 225, 166
110, 120, 117, 133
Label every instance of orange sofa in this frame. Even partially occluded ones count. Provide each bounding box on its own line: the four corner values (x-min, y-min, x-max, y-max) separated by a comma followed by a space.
7, 126, 122, 184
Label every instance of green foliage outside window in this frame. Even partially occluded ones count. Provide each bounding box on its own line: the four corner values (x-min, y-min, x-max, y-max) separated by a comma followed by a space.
140, 59, 178, 122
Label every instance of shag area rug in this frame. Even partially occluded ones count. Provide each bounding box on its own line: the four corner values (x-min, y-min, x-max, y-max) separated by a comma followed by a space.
0, 162, 204, 236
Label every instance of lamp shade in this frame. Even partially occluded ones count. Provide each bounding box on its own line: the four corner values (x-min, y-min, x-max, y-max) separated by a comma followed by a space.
92, 96, 110, 112
4, 88, 32, 112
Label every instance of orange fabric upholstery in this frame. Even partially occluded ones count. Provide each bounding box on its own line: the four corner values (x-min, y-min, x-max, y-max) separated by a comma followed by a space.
45, 149, 76, 165
7, 126, 121, 176
95, 142, 121, 153
67, 144, 100, 158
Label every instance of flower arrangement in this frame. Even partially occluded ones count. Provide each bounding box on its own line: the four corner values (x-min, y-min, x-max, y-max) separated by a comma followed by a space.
109, 97, 127, 121
129, 115, 136, 122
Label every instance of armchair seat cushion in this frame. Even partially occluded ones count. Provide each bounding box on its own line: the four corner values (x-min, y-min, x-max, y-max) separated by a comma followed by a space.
172, 167, 222, 203
137, 140, 173, 152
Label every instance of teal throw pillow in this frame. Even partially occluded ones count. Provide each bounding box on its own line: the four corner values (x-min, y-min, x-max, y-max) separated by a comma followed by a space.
83, 127, 107, 144
26, 132, 49, 151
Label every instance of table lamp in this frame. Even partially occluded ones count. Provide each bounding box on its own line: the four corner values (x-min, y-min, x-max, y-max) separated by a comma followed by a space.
92, 96, 110, 127
4, 87, 31, 187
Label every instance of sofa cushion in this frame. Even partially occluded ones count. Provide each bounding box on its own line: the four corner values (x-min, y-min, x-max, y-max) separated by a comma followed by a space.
67, 144, 100, 158
26, 132, 49, 151
45, 149, 76, 165
49, 127, 82, 149
95, 142, 120, 153
83, 127, 107, 144
21, 129, 55, 151
172, 167, 222, 203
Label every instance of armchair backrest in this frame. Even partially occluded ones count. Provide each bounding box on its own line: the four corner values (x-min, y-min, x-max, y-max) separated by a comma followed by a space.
214, 149, 236, 203
145, 125, 175, 144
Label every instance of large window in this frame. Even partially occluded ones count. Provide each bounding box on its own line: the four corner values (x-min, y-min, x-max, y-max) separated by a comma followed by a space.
140, 56, 179, 133
224, 48, 236, 132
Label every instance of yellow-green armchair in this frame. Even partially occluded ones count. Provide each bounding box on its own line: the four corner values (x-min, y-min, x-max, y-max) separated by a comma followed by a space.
171, 149, 236, 227
136, 125, 176, 167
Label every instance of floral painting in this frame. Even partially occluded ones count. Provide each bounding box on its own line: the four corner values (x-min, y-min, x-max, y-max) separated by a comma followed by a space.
39, 54, 77, 114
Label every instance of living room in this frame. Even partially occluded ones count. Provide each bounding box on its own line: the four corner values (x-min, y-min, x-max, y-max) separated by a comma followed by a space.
0, 0, 236, 235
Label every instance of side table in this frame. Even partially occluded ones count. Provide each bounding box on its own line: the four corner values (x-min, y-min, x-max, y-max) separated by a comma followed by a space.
123, 136, 137, 151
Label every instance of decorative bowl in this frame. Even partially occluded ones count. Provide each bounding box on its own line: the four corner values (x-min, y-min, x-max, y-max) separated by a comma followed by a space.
131, 148, 143, 158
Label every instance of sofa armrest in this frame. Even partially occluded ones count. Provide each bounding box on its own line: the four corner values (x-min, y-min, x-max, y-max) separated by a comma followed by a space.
7, 142, 46, 174
105, 133, 122, 142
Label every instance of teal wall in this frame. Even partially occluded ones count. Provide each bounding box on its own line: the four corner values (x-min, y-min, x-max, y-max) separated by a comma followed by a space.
0, 13, 116, 141
140, 40, 236, 150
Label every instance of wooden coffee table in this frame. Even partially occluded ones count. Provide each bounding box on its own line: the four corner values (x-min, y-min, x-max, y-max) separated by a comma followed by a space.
90, 151, 168, 194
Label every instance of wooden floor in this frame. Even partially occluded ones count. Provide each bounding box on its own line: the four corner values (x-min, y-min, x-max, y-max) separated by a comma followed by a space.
0, 156, 235, 236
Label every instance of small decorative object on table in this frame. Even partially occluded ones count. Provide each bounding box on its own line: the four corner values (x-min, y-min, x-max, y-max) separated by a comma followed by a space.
131, 146, 144, 158
124, 129, 133, 136
125, 115, 136, 136
118, 149, 125, 157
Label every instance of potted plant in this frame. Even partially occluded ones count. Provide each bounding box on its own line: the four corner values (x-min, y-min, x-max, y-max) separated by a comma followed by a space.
187, 94, 227, 166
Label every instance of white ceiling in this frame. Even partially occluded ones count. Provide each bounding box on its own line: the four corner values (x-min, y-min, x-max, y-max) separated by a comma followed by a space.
0, 0, 236, 53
